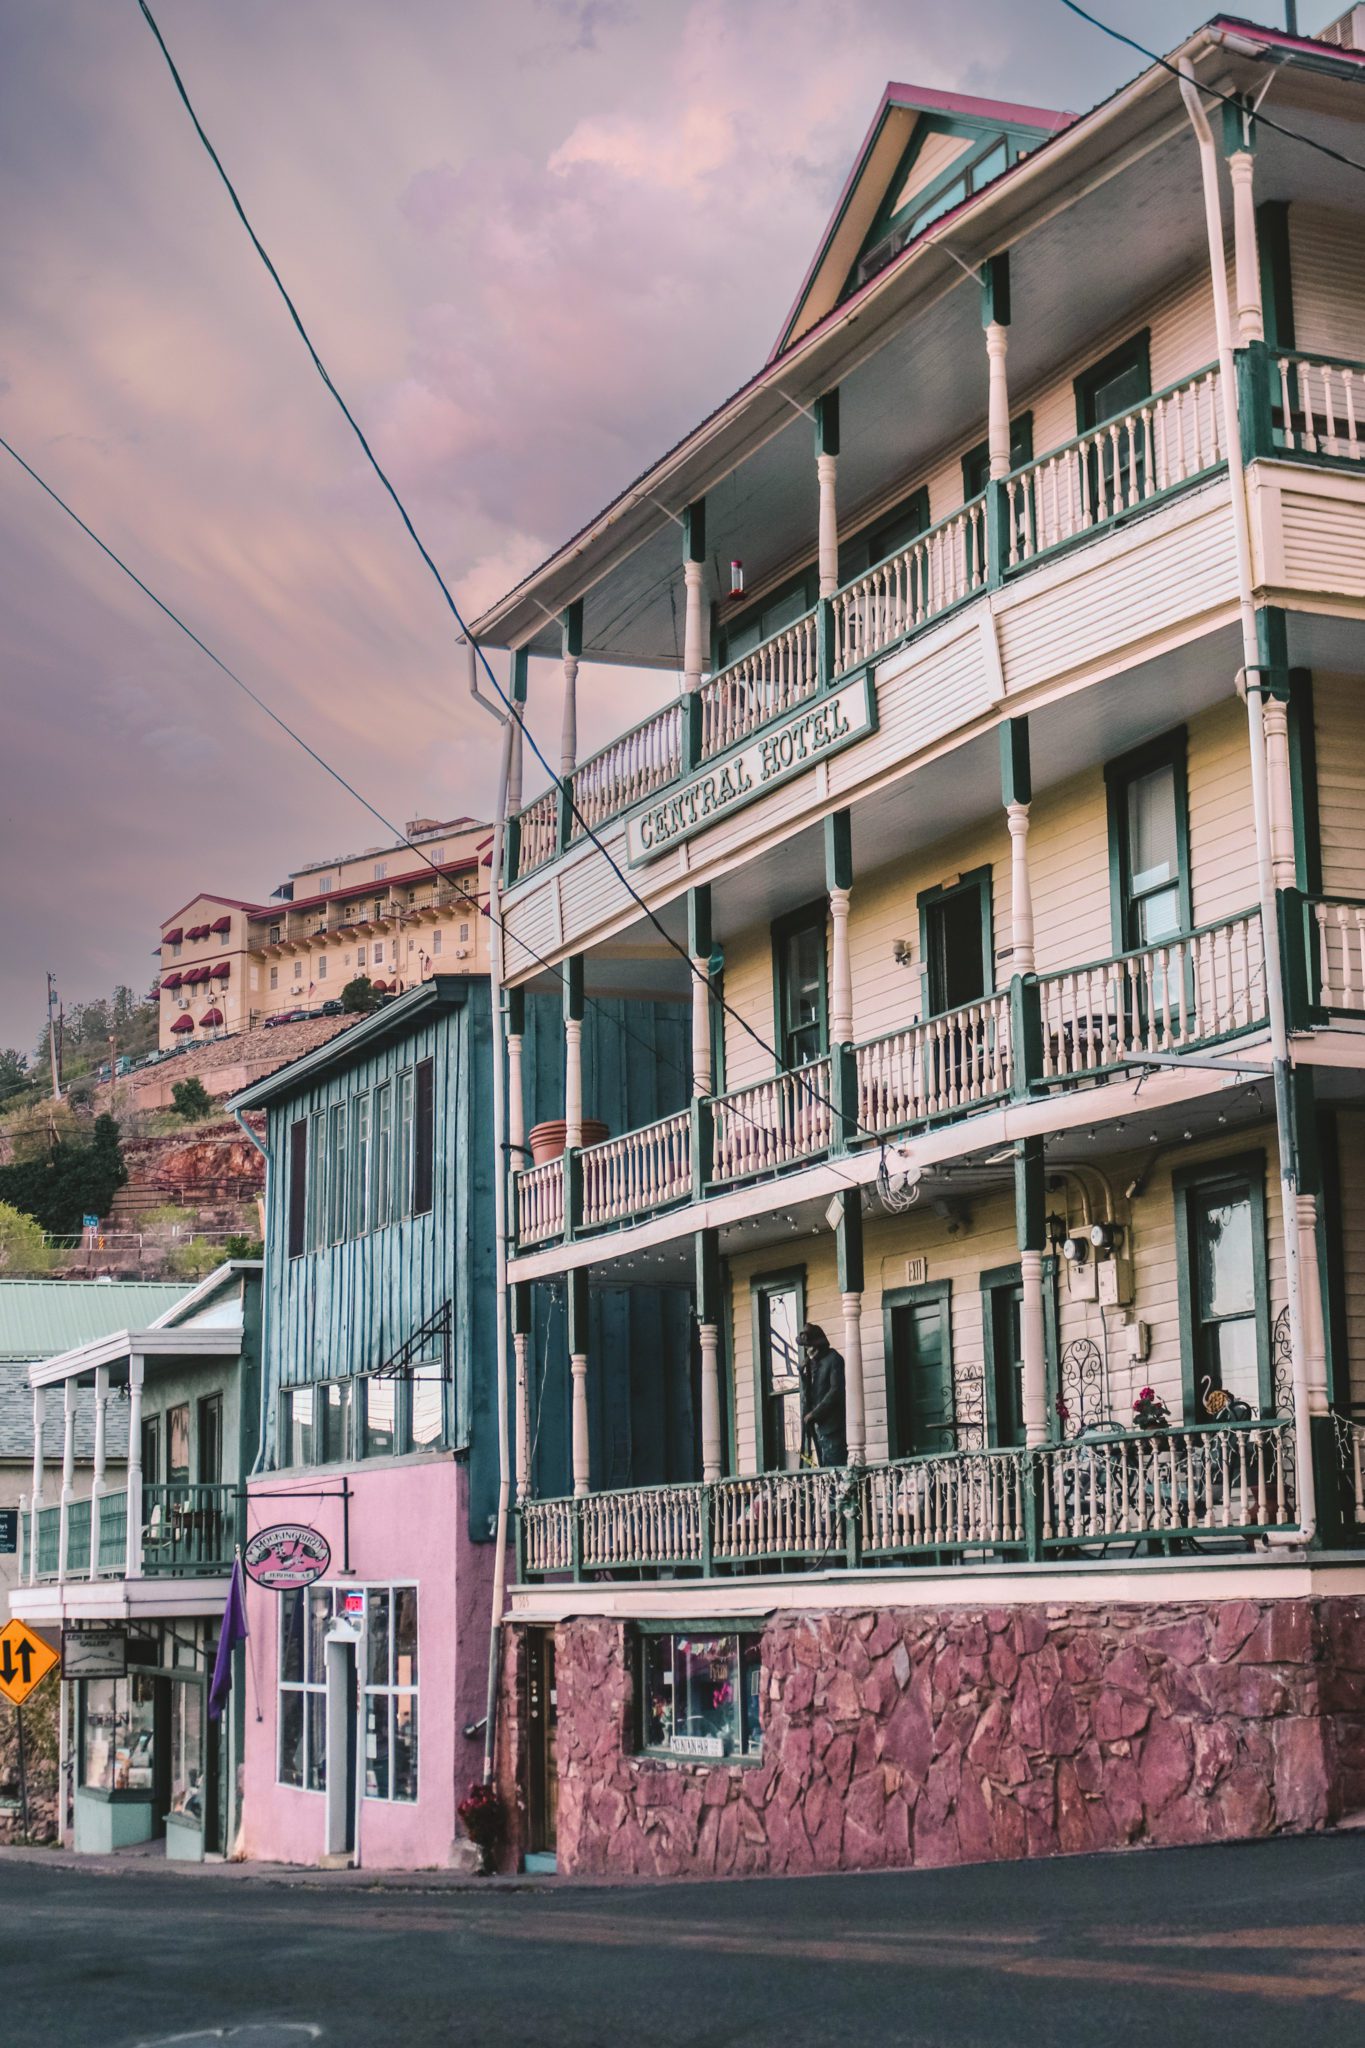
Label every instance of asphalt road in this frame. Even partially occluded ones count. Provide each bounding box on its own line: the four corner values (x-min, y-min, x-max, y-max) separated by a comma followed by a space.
3, 1834, 1364, 2047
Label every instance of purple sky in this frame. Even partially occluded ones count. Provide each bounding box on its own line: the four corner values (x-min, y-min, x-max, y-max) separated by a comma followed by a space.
0, 0, 1223, 1051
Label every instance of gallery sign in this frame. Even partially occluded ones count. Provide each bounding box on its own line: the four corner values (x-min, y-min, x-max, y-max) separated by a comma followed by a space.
243, 1524, 331, 1592
625, 673, 876, 864
62, 1625, 129, 1680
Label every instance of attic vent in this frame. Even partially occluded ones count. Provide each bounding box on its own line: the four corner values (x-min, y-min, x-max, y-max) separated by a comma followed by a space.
857, 134, 1011, 288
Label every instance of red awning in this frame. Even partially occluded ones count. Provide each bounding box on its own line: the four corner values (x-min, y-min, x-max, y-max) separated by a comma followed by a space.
186, 923, 209, 940
161, 972, 183, 990
212, 961, 231, 979
199, 1007, 224, 1027
170, 1015, 194, 1033
163, 927, 184, 945
211, 915, 232, 933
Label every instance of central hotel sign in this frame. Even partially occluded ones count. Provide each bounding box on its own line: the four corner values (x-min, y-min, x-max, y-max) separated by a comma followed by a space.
626, 673, 875, 863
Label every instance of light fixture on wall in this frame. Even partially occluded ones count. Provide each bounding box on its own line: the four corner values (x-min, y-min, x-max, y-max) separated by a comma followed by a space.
892, 939, 914, 967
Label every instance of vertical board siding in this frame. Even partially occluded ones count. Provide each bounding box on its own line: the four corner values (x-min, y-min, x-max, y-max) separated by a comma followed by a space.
1335, 1110, 1365, 1408
1315, 674, 1365, 896
1187, 697, 1257, 927
1291, 204, 1365, 360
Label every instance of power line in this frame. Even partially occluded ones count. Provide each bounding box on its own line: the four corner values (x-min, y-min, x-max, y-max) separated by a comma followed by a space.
0, 432, 865, 1197
135, 0, 870, 1155
1057, 1, 1365, 181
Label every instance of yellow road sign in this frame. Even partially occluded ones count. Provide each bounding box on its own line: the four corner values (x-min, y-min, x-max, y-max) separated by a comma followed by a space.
0, 1618, 59, 1706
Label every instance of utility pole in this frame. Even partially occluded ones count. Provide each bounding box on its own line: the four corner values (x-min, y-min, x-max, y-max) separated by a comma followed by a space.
108, 1031, 118, 1119
46, 972, 61, 1102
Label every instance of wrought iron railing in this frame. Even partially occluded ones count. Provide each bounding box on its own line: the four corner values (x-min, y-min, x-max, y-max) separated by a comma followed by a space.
1004, 365, 1225, 567
710, 1056, 833, 1185
1036, 909, 1265, 1082
140, 1483, 239, 1576
1034, 1418, 1296, 1548
854, 992, 1011, 1133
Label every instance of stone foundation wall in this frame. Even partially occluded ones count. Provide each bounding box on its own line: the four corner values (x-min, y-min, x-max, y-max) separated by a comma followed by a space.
498, 1595, 1365, 1880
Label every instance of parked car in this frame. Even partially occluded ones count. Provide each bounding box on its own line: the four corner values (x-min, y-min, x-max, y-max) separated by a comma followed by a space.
264, 1009, 303, 1029
319, 999, 344, 1017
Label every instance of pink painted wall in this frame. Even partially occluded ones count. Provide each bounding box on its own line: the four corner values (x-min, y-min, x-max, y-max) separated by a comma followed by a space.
240, 1459, 500, 1869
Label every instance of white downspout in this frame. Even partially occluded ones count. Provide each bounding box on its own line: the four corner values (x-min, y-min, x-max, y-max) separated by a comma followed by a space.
230, 1106, 273, 1479
1179, 60, 1315, 1545
477, 656, 516, 1786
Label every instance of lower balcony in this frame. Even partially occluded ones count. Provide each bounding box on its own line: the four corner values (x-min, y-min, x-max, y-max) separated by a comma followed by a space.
512, 907, 1267, 1253
21, 1482, 240, 1584
518, 1414, 1305, 1581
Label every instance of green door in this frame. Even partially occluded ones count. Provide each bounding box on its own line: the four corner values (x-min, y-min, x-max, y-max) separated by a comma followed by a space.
888, 1293, 954, 1458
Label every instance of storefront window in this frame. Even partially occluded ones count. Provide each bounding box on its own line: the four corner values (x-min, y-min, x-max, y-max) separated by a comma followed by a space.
362, 1378, 396, 1458
169, 1682, 204, 1822
363, 1585, 418, 1801
278, 1585, 333, 1789
639, 1632, 762, 1760
83, 1674, 157, 1792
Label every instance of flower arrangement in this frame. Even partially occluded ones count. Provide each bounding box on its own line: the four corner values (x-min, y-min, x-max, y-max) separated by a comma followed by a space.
458, 1780, 505, 1873
1132, 1385, 1170, 1430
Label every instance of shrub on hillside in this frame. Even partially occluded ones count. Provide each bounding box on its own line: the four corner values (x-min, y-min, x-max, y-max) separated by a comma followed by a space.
0, 1202, 52, 1275
170, 1077, 214, 1122
0, 1114, 126, 1235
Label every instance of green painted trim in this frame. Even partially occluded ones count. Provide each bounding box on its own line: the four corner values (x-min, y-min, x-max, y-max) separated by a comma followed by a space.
980, 251, 1010, 328
814, 389, 840, 458
1287, 668, 1322, 896
750, 1266, 806, 1473
633, 1615, 764, 1636
1172, 1150, 1272, 1419
695, 1229, 722, 1324
1014, 1136, 1045, 1251
510, 647, 529, 705
1318, 1106, 1348, 1412
683, 498, 706, 564
563, 954, 584, 1025
1257, 201, 1295, 353
512, 1280, 532, 1337
561, 600, 583, 661
687, 883, 712, 960
771, 897, 829, 1072
1103, 725, 1193, 957
836, 1187, 864, 1293
978, 1261, 1058, 1448
882, 1279, 953, 1459
566, 1266, 589, 1357
824, 809, 853, 892
999, 715, 1031, 807
1221, 95, 1255, 156
721, 1253, 737, 1475
916, 863, 995, 1018
1074, 329, 1152, 433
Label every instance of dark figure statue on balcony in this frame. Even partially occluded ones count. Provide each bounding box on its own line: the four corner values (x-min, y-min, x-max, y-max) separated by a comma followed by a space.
799, 1325, 847, 1468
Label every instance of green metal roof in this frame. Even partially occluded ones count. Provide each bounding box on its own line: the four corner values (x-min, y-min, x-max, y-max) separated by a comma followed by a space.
0, 1279, 189, 1363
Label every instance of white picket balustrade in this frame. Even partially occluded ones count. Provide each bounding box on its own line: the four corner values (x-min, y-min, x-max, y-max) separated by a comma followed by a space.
1313, 900, 1365, 1012
1337, 1417, 1365, 1523
698, 614, 820, 763
711, 1468, 844, 1563
569, 703, 685, 838
513, 789, 558, 879
710, 1057, 833, 1184
1276, 354, 1364, 462
521, 1498, 575, 1574
832, 499, 985, 674
1006, 366, 1224, 566
860, 1449, 1027, 1553
514, 1158, 565, 1245
580, 1485, 705, 1569
579, 1112, 692, 1228
1036, 1421, 1295, 1544
855, 993, 1011, 1134
1037, 910, 1264, 1081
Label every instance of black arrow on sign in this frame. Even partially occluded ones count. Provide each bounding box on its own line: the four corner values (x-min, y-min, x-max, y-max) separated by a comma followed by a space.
0, 1638, 35, 1688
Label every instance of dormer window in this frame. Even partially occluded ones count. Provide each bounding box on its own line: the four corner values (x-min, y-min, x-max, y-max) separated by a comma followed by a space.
856, 133, 1014, 288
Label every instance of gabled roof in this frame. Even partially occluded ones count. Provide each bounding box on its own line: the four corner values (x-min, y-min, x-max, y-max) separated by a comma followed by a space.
227, 974, 484, 1112
772, 84, 1072, 359
161, 892, 269, 932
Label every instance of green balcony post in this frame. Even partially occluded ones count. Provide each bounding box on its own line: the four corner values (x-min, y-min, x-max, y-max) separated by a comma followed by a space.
816, 596, 836, 689
1023, 1454, 1045, 1562
514, 1504, 526, 1582
1309, 1415, 1346, 1550
700, 1483, 714, 1579
1236, 340, 1274, 464
570, 1502, 583, 1584
1009, 973, 1043, 1100
683, 689, 704, 774
691, 1093, 713, 1201
563, 1146, 581, 1242
503, 813, 522, 888
843, 1477, 861, 1569
831, 1044, 858, 1153
1278, 888, 1311, 1030
555, 777, 574, 855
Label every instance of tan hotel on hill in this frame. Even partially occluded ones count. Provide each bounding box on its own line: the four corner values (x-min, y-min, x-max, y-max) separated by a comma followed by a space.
156, 816, 490, 1050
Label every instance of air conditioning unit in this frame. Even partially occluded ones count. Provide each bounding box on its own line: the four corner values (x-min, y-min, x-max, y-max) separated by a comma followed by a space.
455, 947, 469, 959
290, 986, 303, 995
177, 999, 190, 1011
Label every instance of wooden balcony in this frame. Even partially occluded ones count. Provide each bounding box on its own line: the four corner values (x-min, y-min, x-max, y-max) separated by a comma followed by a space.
516, 1416, 1302, 1582
509, 909, 1266, 1254
21, 1483, 237, 1583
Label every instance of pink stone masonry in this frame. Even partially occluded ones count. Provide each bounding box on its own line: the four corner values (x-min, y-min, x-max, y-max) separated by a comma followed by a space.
499, 1596, 1365, 1880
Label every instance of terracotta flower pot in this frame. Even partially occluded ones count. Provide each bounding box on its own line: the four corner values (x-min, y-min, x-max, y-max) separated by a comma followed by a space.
527, 1117, 610, 1165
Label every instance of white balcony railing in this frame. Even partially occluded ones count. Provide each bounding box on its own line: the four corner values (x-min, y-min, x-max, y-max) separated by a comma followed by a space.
569, 702, 685, 839
1275, 353, 1364, 463
515, 1157, 565, 1246
1037, 909, 1265, 1082
854, 992, 1011, 1134
1312, 898, 1365, 1014
1005, 365, 1224, 567
579, 1112, 692, 1229
860, 1448, 1028, 1554
521, 1496, 575, 1574
698, 613, 820, 764
710, 1056, 833, 1185
832, 495, 987, 673
1337, 1415, 1365, 1523
513, 789, 558, 879
581, 1484, 705, 1570
1036, 1420, 1296, 1546
711, 1467, 845, 1563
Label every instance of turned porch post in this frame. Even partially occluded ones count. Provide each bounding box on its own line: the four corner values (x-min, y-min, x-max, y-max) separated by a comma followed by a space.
90, 1365, 109, 1580
505, 985, 527, 1165
826, 810, 854, 1049
1000, 717, 1035, 975
559, 600, 582, 780
125, 1356, 145, 1577
683, 499, 707, 695
564, 955, 584, 1153
1016, 1139, 1049, 1446
513, 1283, 533, 1502
836, 1188, 866, 1464
696, 1229, 724, 1484
983, 254, 1012, 481
567, 1268, 591, 1498
28, 1386, 45, 1584
689, 885, 713, 1099
815, 390, 840, 600
1224, 101, 1264, 346
57, 1379, 76, 1581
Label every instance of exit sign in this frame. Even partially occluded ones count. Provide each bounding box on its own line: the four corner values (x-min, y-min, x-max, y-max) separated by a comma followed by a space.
905, 1258, 928, 1287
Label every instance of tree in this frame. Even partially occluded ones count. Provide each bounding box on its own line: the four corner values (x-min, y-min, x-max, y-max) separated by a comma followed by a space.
0, 1048, 31, 1101
171, 1077, 214, 1121
341, 976, 379, 1014
0, 1112, 126, 1235
0, 1202, 51, 1276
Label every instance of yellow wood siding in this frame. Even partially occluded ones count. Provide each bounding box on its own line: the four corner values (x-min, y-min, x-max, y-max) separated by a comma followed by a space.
1026, 766, 1112, 975
1187, 696, 1257, 927
1291, 205, 1365, 360
1278, 479, 1365, 601
1315, 672, 1365, 897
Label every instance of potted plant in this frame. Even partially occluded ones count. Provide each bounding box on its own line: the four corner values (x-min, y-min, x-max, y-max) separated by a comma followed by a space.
527, 1117, 610, 1165
457, 1779, 506, 1875
1132, 1386, 1170, 1431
